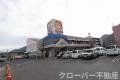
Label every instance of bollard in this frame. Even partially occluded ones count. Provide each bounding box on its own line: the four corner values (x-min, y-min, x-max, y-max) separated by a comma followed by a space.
6, 64, 10, 71
6, 64, 10, 76
6, 68, 10, 76
6, 64, 12, 80
7, 72, 12, 80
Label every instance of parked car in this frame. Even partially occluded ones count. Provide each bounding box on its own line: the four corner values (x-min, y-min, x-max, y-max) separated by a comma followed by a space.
71, 50, 82, 59
62, 51, 72, 59
0, 54, 7, 62
106, 45, 120, 56
28, 53, 38, 59
57, 51, 65, 59
81, 49, 98, 59
24, 53, 30, 59
93, 47, 107, 56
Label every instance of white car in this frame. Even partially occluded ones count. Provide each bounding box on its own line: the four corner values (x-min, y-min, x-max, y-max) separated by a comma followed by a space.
93, 47, 107, 56
106, 45, 120, 56
0, 54, 7, 62
62, 51, 72, 59
82, 49, 98, 59
71, 50, 82, 59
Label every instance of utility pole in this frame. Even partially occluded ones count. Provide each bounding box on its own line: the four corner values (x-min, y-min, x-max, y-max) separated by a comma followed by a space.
42, 40, 44, 58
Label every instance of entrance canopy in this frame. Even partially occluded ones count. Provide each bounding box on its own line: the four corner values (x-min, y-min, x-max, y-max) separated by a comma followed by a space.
43, 34, 68, 46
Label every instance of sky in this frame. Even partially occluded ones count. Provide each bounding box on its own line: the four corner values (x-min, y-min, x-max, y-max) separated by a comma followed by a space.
0, 0, 120, 51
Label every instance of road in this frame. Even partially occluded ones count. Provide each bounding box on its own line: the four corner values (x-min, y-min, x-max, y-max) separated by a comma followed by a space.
0, 56, 120, 80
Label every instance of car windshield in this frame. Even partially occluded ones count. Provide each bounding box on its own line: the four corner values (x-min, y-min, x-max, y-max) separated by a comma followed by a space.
96, 48, 100, 51
83, 50, 93, 53
106, 46, 115, 49
73, 51, 77, 53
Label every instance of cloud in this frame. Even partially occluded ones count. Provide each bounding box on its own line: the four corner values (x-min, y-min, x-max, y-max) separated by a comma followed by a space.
0, 32, 26, 50
0, 0, 120, 50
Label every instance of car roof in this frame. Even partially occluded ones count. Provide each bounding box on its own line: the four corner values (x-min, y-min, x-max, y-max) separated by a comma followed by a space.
93, 47, 104, 48
85, 49, 93, 50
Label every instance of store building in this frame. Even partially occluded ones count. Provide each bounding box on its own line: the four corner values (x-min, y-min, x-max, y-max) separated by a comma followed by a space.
38, 19, 101, 58
26, 19, 101, 58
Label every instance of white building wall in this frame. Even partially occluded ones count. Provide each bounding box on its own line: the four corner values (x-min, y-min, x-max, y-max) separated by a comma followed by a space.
26, 38, 39, 53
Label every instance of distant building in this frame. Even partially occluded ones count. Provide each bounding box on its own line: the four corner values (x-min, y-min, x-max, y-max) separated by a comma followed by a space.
113, 24, 120, 46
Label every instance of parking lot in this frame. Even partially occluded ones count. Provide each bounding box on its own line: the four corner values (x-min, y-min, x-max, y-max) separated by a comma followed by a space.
0, 56, 120, 80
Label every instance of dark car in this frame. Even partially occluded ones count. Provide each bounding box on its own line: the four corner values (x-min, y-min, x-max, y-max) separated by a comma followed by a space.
0, 54, 7, 62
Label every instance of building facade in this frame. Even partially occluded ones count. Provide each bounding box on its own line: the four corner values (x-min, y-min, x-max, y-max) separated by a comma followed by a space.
112, 24, 120, 46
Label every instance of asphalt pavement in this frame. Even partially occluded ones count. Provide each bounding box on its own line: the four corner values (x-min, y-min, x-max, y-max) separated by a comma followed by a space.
0, 56, 120, 80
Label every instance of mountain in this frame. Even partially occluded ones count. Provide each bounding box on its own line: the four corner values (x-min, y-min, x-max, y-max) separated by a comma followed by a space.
11, 46, 26, 52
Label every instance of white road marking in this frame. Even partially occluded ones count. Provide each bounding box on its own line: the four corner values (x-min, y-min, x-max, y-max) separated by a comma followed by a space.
116, 58, 120, 62
112, 55, 120, 63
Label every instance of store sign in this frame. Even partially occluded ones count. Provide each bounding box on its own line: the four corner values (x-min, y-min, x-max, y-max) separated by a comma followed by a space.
47, 19, 63, 34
